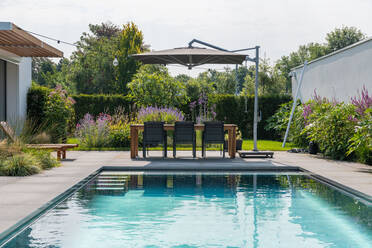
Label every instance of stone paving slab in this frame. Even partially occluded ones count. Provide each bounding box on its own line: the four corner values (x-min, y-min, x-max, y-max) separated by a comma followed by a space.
0, 150, 371, 236
270, 151, 372, 197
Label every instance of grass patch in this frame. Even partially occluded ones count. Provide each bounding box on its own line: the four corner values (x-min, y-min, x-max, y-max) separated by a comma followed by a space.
242, 140, 294, 151
68, 137, 293, 151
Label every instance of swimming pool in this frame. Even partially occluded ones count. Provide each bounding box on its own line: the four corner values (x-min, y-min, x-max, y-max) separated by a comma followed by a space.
1, 171, 371, 247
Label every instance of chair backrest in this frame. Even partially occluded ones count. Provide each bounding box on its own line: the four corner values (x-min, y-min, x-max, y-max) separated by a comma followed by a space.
143, 122, 165, 144
174, 121, 194, 142
0, 121, 15, 142
203, 121, 224, 143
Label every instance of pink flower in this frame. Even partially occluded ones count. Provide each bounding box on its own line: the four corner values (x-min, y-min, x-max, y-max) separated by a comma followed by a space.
351, 85, 372, 116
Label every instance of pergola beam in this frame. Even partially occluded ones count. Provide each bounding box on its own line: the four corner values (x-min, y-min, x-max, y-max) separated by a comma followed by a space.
0, 22, 63, 57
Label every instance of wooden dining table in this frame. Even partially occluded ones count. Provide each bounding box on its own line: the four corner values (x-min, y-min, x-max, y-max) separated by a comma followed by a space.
130, 124, 237, 159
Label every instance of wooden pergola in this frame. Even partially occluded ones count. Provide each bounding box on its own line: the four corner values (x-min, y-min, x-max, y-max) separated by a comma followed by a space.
0, 22, 63, 57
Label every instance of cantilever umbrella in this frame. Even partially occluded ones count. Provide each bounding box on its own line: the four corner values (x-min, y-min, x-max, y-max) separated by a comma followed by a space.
132, 39, 272, 157
131, 46, 247, 69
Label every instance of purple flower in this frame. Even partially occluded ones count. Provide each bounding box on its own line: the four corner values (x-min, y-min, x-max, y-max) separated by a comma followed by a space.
189, 101, 197, 111
137, 106, 184, 123
351, 85, 372, 116
302, 104, 312, 125
312, 89, 328, 104
348, 115, 358, 123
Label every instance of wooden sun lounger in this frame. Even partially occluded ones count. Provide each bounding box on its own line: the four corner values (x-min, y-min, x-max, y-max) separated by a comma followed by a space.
0, 121, 78, 160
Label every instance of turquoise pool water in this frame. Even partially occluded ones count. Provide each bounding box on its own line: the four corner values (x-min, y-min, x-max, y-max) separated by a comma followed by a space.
2, 172, 372, 248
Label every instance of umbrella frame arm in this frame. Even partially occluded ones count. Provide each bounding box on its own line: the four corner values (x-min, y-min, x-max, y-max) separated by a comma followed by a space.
188, 39, 229, 51
188, 39, 261, 151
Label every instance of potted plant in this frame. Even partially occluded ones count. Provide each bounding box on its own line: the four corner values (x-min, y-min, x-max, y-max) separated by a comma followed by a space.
235, 129, 243, 151
308, 140, 319, 154
224, 129, 243, 151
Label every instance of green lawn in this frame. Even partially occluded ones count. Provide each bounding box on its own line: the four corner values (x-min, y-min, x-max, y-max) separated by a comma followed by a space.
68, 138, 293, 151
242, 139, 294, 151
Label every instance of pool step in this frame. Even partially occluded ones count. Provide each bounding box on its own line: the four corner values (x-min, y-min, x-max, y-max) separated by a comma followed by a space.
94, 175, 130, 193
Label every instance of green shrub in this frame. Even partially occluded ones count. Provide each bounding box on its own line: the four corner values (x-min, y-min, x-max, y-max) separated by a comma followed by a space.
265, 101, 308, 147
44, 86, 75, 142
0, 154, 41, 176
27, 85, 74, 143
347, 108, 372, 165
109, 124, 131, 147
305, 103, 355, 160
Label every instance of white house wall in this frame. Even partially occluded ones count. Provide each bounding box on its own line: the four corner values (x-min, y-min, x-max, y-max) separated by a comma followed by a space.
5, 57, 31, 122
291, 39, 372, 103
18, 58, 31, 120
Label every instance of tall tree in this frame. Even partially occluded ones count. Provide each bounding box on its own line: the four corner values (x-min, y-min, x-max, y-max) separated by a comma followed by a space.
32, 58, 56, 86
242, 58, 286, 96
326, 26, 366, 52
276, 26, 365, 92
70, 21, 145, 94
116, 22, 145, 93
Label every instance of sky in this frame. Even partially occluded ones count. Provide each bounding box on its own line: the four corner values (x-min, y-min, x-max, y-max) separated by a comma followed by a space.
1, 0, 372, 76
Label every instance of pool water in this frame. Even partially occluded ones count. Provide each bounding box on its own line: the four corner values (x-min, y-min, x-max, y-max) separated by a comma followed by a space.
2, 172, 372, 248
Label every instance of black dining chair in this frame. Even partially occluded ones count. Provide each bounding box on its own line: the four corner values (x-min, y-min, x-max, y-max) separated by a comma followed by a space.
143, 122, 167, 158
202, 121, 225, 158
173, 121, 196, 158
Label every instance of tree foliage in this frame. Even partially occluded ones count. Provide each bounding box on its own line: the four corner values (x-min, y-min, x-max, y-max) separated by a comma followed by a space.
242, 58, 287, 96
326, 26, 366, 52
276, 26, 366, 92
70, 22, 144, 94
127, 65, 188, 107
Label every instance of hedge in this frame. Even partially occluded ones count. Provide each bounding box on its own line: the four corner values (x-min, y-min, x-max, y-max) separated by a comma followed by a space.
208, 94, 292, 140
27, 85, 51, 127
71, 94, 134, 122
27, 86, 291, 140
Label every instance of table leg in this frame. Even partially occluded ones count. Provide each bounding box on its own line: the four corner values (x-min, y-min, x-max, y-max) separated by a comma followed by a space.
231, 126, 236, 158
135, 129, 139, 157
62, 150, 66, 159
130, 126, 137, 159
228, 128, 232, 158
57, 150, 61, 161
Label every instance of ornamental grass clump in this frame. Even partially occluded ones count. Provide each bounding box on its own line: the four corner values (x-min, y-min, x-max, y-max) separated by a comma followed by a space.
32, 151, 60, 170
75, 113, 111, 148
137, 106, 184, 124
0, 140, 60, 176
0, 153, 41, 176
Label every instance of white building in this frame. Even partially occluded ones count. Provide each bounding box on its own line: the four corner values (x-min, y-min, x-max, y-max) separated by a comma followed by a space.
0, 22, 62, 122
291, 37, 372, 103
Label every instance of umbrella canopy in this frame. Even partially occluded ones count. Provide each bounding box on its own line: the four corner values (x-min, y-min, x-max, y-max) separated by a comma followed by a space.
131, 46, 247, 69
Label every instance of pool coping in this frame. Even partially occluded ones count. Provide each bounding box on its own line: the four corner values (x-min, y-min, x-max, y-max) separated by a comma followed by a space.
0, 165, 371, 247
